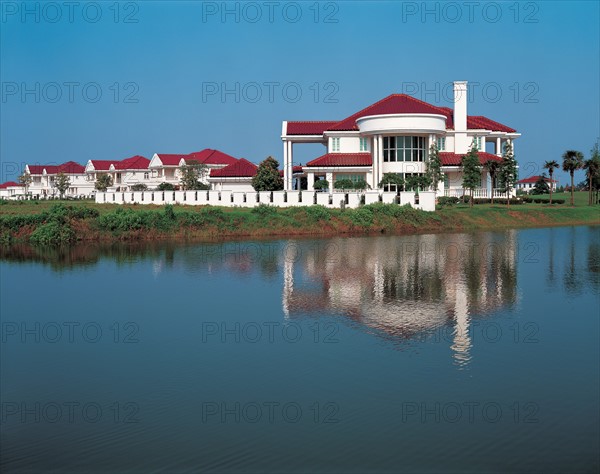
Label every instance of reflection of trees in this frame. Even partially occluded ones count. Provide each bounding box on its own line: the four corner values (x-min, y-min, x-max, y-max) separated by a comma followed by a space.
563, 228, 584, 296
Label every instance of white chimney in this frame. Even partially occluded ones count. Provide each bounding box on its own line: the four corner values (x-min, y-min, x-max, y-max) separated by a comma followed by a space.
453, 81, 469, 153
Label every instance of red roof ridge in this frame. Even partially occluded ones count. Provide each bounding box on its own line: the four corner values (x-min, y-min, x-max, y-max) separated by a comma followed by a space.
306, 152, 372, 167
0, 181, 23, 188
209, 158, 258, 178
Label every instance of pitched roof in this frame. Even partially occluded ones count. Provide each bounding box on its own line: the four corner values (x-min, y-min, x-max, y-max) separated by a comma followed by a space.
517, 175, 557, 184
278, 166, 304, 176
286, 95, 516, 135
0, 181, 23, 189
209, 158, 258, 178
155, 154, 187, 166
287, 121, 339, 135
114, 155, 150, 170
89, 160, 116, 171
27, 161, 85, 174
306, 153, 372, 167
440, 152, 503, 166
328, 94, 452, 131
157, 149, 239, 167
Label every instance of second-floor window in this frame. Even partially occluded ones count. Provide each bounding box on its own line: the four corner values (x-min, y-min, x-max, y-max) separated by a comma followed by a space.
437, 137, 446, 151
359, 137, 368, 152
472, 136, 482, 149
144, 172, 149, 180
331, 137, 340, 152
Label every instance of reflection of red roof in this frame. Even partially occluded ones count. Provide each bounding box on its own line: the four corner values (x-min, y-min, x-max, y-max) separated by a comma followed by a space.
286, 121, 338, 135
440, 152, 503, 166
286, 95, 516, 135
157, 149, 238, 167
210, 158, 257, 178
0, 181, 23, 189
114, 155, 150, 170
28, 161, 85, 174
306, 153, 372, 167
517, 175, 557, 184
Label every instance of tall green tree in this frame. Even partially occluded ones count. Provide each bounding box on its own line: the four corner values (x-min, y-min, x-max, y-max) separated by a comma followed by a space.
54, 172, 71, 199
180, 160, 209, 190
531, 174, 550, 195
252, 156, 284, 191
583, 143, 600, 205
543, 160, 559, 204
483, 159, 501, 204
461, 144, 482, 207
95, 173, 113, 192
426, 142, 443, 192
562, 150, 584, 206
18, 172, 32, 197
498, 141, 518, 208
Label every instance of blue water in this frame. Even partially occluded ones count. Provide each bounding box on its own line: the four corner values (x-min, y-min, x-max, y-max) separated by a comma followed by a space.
1, 226, 599, 473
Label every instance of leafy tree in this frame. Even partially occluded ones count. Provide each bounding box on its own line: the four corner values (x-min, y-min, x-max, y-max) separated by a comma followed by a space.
95, 173, 113, 192
353, 179, 370, 191
18, 172, 32, 196
460, 144, 482, 207
583, 143, 600, 205
531, 174, 550, 195
483, 159, 501, 204
426, 142, 443, 191
498, 141, 518, 208
543, 160, 560, 204
180, 160, 208, 190
562, 150, 584, 206
252, 156, 284, 191
313, 179, 329, 191
405, 174, 431, 193
157, 182, 175, 191
378, 173, 404, 191
334, 179, 354, 191
131, 183, 148, 191
54, 172, 71, 198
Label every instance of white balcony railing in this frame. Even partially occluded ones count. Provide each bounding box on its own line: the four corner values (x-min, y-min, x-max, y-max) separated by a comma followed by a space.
444, 188, 509, 199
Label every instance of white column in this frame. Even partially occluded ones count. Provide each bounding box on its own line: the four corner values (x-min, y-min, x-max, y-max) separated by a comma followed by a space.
307, 172, 315, 190
372, 136, 378, 189
283, 140, 290, 191
496, 137, 502, 156
326, 172, 333, 190
287, 141, 294, 190
377, 135, 383, 187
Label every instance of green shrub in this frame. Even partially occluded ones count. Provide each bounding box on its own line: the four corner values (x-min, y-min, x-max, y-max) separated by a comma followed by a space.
164, 204, 176, 220
251, 204, 278, 217
348, 207, 374, 227
30, 221, 75, 245
305, 205, 331, 222
437, 196, 460, 206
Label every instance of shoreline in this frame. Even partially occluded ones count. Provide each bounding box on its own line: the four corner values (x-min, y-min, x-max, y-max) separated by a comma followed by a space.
1, 200, 599, 246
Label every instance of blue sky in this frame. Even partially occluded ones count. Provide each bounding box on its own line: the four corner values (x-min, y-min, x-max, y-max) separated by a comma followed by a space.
1, 1, 599, 184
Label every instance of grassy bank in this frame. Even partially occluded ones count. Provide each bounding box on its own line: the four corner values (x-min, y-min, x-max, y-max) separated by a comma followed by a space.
0, 193, 598, 245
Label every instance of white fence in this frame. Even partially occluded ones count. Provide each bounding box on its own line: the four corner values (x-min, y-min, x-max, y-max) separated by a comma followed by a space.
95, 190, 437, 212
444, 188, 509, 199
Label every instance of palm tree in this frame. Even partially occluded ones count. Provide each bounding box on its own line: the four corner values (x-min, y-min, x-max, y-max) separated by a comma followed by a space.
543, 160, 559, 204
583, 156, 600, 205
483, 159, 500, 204
562, 150, 584, 206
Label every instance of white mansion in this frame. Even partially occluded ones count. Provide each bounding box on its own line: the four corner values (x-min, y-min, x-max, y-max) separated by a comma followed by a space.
282, 81, 520, 196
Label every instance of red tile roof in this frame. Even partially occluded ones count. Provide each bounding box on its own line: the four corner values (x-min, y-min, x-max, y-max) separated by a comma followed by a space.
517, 175, 557, 184
0, 181, 23, 189
28, 161, 85, 174
114, 155, 150, 170
287, 121, 339, 135
440, 151, 503, 166
89, 160, 116, 171
328, 94, 453, 131
209, 158, 258, 178
286, 95, 516, 135
278, 166, 304, 176
306, 153, 372, 167
157, 149, 239, 167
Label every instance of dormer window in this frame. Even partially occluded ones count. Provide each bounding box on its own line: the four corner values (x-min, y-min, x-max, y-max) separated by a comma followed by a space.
331, 137, 340, 152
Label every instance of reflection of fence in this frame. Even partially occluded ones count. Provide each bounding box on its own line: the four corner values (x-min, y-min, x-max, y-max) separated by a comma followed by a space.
95, 190, 437, 211
444, 188, 509, 199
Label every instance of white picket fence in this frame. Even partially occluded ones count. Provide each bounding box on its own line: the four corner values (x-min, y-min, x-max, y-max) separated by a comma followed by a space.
95, 190, 437, 211
444, 188, 509, 199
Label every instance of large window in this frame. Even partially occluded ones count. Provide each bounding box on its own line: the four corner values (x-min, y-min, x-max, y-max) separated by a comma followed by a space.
383, 136, 426, 162
359, 137, 368, 151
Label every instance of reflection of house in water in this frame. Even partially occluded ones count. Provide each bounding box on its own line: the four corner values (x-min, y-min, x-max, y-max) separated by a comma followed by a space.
282, 232, 518, 366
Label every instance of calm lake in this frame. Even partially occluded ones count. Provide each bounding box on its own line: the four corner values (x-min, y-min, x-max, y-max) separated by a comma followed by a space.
1, 226, 599, 473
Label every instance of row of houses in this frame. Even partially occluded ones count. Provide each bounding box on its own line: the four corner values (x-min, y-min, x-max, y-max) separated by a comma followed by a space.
3, 80, 531, 202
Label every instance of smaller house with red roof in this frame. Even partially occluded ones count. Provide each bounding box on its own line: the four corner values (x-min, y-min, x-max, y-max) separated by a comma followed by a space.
85, 155, 150, 192
207, 158, 258, 192
0, 181, 24, 199
148, 149, 238, 188
24, 161, 90, 197
516, 175, 558, 193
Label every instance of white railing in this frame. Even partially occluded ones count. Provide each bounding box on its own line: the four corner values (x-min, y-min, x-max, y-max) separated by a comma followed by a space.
444, 188, 509, 199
